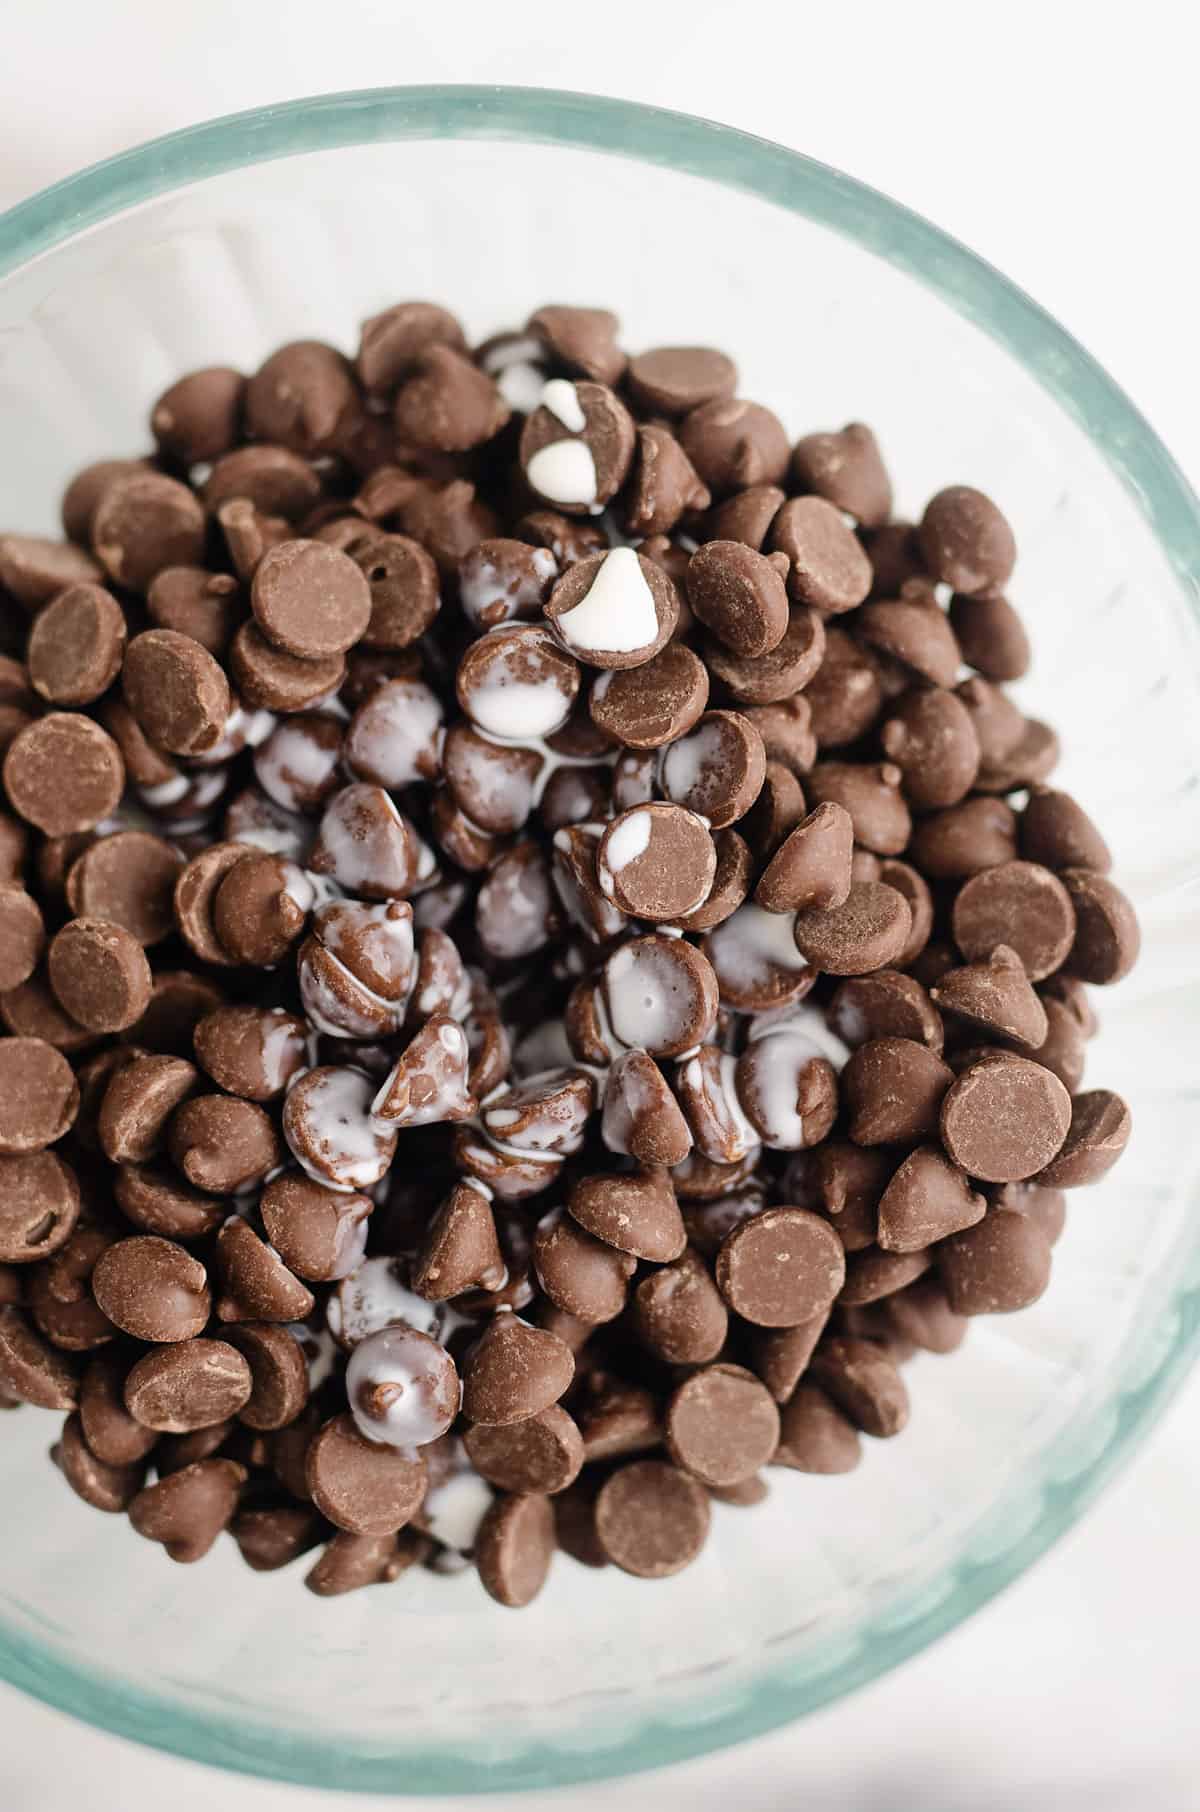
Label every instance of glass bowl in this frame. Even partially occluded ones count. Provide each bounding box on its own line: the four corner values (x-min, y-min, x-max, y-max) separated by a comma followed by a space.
2, 86, 1199, 1798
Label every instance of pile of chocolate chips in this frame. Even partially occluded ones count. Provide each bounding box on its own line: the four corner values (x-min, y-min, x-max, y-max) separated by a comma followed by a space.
0, 303, 1138, 1606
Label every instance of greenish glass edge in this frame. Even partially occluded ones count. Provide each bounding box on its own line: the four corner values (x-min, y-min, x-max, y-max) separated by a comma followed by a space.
0, 86, 1197, 1794
4, 1283, 1196, 1796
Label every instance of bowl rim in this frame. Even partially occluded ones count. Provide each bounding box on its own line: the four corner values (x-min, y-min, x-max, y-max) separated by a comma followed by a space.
1, 83, 1198, 1798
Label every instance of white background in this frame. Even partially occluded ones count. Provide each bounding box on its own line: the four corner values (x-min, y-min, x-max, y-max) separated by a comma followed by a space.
2, 3, 1198, 1807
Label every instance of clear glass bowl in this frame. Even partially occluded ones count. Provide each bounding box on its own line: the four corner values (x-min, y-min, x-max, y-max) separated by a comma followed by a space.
2, 87, 1199, 1798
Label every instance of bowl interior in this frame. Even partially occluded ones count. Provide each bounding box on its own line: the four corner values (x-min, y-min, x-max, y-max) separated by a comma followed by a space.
2, 93, 1200, 1796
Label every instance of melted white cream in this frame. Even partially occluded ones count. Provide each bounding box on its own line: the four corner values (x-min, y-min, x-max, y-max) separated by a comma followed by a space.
527, 438, 598, 507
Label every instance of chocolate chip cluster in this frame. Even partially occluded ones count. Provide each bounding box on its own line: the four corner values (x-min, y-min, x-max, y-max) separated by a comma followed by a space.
0, 302, 1138, 1605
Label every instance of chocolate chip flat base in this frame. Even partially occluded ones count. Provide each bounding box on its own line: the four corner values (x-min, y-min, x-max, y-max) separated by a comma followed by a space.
0, 300, 1137, 1606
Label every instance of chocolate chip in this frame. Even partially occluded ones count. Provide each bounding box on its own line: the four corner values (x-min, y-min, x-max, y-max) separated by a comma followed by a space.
790, 423, 892, 528
258, 1172, 370, 1287
951, 860, 1076, 982
594, 1458, 710, 1577
544, 548, 677, 668
937, 1209, 1052, 1314
60, 461, 147, 547
0, 1147, 80, 1263
128, 1456, 246, 1563
919, 484, 1015, 594
634, 1246, 728, 1362
459, 538, 557, 632
525, 305, 625, 386
0, 1037, 78, 1154
1060, 870, 1141, 985
474, 1491, 554, 1608
874, 1144, 986, 1252
1007, 778, 1106, 877
91, 471, 206, 593
25, 582, 125, 707
3, 713, 124, 836
0, 970, 93, 1054
98, 1054, 198, 1164
91, 1236, 210, 1343
803, 627, 882, 749
0, 1302, 81, 1406
110, 1158, 220, 1240
532, 1210, 636, 1323
1035, 1089, 1131, 1188
309, 784, 421, 899
828, 969, 943, 1052
79, 1352, 159, 1465
659, 709, 765, 828
666, 828, 752, 934
169, 1095, 281, 1194
730, 1286, 818, 1388
678, 398, 789, 497
806, 761, 910, 856
457, 621, 579, 743
591, 646, 707, 760
568, 1168, 685, 1263
464, 1404, 583, 1496
172, 843, 248, 967
949, 591, 1030, 681
601, 1049, 691, 1167
392, 345, 509, 452
603, 934, 718, 1057
766, 496, 871, 614
245, 343, 356, 459
855, 586, 962, 688
214, 1217, 314, 1325
212, 852, 308, 966
151, 366, 245, 464
306, 1527, 424, 1596
907, 796, 1018, 880
520, 381, 634, 514
52, 1412, 147, 1513
123, 1338, 252, 1433
974, 715, 1059, 794
514, 508, 607, 568
47, 918, 152, 1034
755, 802, 852, 914
842, 1038, 953, 1145
716, 1207, 845, 1327
66, 832, 182, 947
224, 1321, 310, 1430
0, 534, 100, 613
306, 1411, 427, 1536
202, 448, 319, 524
664, 1363, 780, 1487
807, 1335, 909, 1437
231, 625, 345, 720
357, 301, 467, 396
704, 604, 825, 706
940, 1052, 1071, 1182
594, 804, 714, 923
248, 539, 371, 661
627, 345, 737, 416
685, 540, 790, 657
774, 1383, 861, 1473
193, 1006, 307, 1103
624, 425, 711, 537
460, 1315, 574, 1426
791, 879, 912, 976
994, 1180, 1068, 1246
878, 687, 980, 810
122, 628, 232, 757
936, 952, 1045, 1059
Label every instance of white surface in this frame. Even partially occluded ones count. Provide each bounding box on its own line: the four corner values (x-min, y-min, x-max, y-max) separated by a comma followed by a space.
1, 2, 1198, 1806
